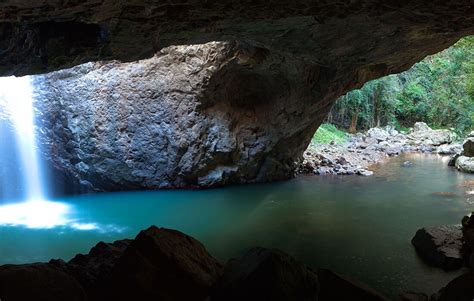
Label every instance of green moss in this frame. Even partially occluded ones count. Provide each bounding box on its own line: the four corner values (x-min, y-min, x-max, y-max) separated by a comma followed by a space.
311, 123, 348, 145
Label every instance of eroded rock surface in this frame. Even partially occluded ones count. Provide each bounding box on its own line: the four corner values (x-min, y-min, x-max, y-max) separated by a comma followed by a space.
0, 1, 473, 77
33, 42, 321, 189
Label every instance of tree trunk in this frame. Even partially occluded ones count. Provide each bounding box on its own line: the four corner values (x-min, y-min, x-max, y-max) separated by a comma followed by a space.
349, 110, 359, 133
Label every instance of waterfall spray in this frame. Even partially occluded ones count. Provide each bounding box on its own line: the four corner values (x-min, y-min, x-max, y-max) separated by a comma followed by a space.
0, 76, 46, 201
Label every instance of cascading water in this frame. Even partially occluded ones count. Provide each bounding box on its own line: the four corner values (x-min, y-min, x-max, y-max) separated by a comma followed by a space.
0, 76, 46, 201
0, 76, 67, 229
0, 77, 118, 231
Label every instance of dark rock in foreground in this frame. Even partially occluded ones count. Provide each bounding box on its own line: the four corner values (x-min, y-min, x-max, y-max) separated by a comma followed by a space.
212, 247, 320, 301
431, 271, 474, 301
411, 225, 465, 270
110, 227, 223, 301
398, 291, 429, 301
0, 227, 223, 301
0, 263, 87, 301
0, 226, 390, 301
317, 268, 389, 301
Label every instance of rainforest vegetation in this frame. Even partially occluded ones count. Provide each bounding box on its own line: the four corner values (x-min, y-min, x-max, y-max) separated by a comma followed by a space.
327, 36, 474, 134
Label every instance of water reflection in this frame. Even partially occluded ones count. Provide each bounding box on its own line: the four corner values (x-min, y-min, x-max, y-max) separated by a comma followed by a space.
0, 199, 124, 233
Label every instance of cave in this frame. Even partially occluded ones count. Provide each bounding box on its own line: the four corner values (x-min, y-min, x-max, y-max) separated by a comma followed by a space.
1, 1, 474, 301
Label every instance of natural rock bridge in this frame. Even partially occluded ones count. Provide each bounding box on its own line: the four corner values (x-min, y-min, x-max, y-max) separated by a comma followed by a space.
0, 0, 473, 189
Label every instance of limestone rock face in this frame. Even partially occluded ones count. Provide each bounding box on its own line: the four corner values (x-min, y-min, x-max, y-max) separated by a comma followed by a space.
0, 1, 472, 189
34, 42, 321, 189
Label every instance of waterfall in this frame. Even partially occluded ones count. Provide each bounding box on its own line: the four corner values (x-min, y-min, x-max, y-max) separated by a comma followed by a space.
0, 76, 46, 201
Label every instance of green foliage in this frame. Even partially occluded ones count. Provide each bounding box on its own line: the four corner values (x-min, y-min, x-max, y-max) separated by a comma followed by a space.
328, 36, 474, 134
311, 123, 348, 145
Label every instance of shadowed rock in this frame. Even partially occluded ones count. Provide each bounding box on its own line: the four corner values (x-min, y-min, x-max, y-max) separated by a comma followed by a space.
411, 225, 465, 270
212, 247, 320, 301
431, 271, 474, 301
317, 268, 389, 301
0, 263, 87, 301
398, 291, 429, 301
108, 226, 224, 301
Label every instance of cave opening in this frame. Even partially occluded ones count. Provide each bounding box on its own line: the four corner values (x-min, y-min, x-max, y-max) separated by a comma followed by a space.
0, 37, 472, 300
0, 1, 474, 300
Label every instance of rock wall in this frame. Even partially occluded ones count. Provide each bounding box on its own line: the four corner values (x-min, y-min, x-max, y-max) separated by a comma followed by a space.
34, 42, 325, 189
0, 1, 473, 189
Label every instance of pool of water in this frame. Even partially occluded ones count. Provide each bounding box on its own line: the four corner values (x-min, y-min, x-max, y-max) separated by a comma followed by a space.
1, 154, 473, 297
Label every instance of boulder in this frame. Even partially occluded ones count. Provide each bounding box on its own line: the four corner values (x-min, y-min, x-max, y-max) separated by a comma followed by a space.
212, 247, 320, 301
357, 169, 374, 176
411, 225, 465, 270
413, 122, 432, 133
67, 239, 132, 299
437, 144, 463, 155
0, 263, 87, 301
317, 268, 389, 301
448, 154, 461, 167
398, 292, 429, 301
429, 130, 454, 146
109, 226, 223, 301
455, 156, 474, 173
463, 138, 474, 157
367, 128, 390, 142
431, 271, 474, 301
462, 214, 474, 252
409, 123, 454, 146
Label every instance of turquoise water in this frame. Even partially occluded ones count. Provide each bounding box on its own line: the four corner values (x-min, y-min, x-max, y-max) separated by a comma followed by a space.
0, 154, 473, 297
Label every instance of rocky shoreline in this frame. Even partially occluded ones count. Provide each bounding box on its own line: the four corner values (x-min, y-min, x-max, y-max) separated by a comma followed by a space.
299, 122, 461, 177
411, 213, 474, 301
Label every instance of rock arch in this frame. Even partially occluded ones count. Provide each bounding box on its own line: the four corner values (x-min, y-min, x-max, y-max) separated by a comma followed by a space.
0, 1, 473, 189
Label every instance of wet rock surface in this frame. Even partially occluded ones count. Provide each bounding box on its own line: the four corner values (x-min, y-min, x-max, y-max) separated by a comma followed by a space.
411, 225, 465, 270
300, 123, 460, 177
